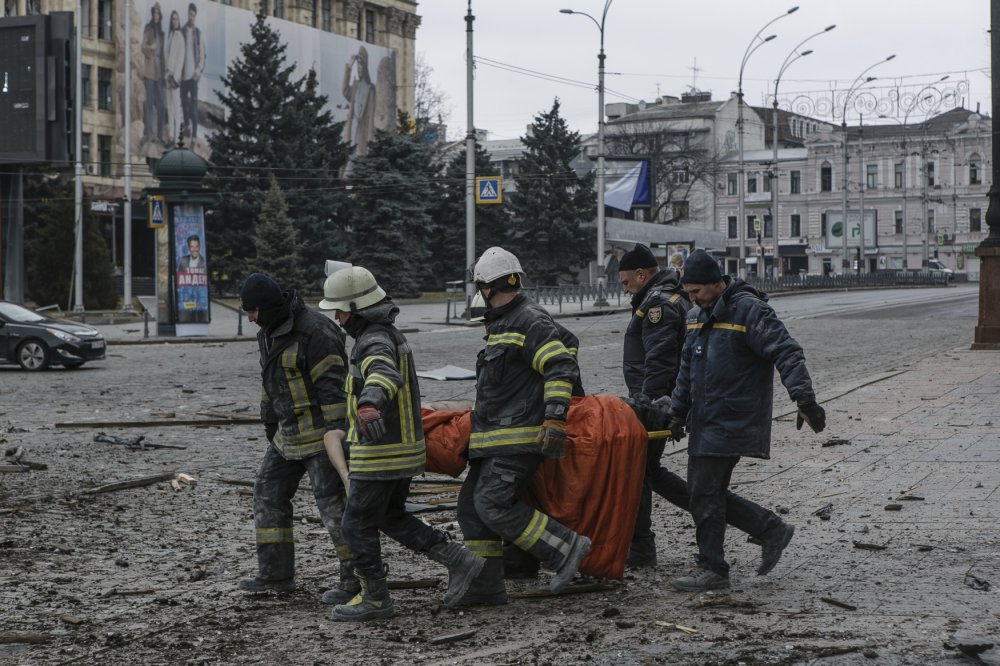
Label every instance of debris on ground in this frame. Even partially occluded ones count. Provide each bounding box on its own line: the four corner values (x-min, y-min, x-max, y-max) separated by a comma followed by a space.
852, 542, 887, 551
813, 503, 833, 520
822, 438, 851, 447
93, 432, 188, 450
820, 597, 858, 611
964, 573, 992, 592
945, 633, 1000, 665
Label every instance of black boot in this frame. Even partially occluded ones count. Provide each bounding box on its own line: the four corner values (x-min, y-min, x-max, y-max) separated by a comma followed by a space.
503, 543, 540, 580
236, 576, 295, 595
321, 560, 361, 605
454, 557, 508, 607
757, 522, 795, 576
626, 535, 657, 569
331, 565, 394, 622
427, 541, 486, 608
550, 534, 591, 594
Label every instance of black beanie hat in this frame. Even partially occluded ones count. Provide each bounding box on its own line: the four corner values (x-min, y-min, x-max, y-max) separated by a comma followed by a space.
618, 243, 658, 271
680, 250, 723, 284
240, 273, 284, 311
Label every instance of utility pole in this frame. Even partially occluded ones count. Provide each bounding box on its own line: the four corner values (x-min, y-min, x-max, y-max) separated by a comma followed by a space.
73, 0, 84, 312
464, 1, 475, 316
123, 0, 133, 311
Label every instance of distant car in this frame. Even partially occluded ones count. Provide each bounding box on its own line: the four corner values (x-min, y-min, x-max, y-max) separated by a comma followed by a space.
0, 301, 106, 370
926, 259, 954, 282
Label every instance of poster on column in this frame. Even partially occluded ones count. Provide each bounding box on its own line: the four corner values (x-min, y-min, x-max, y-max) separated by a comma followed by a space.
174, 203, 210, 331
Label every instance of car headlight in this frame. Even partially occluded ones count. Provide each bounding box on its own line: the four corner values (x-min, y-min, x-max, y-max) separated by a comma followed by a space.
47, 328, 81, 344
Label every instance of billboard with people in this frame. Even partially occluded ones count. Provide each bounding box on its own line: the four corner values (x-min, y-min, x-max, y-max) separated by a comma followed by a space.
120, 0, 397, 160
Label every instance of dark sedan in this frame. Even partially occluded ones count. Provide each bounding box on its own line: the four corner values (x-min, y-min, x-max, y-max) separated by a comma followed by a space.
0, 301, 106, 370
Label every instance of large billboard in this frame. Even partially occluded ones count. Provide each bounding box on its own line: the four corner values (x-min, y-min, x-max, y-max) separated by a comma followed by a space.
119, 1, 397, 161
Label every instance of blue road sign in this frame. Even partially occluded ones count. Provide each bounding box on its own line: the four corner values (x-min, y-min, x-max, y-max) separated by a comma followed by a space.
475, 176, 503, 204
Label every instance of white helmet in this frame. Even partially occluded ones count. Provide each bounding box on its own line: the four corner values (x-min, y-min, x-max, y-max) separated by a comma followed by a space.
473, 246, 524, 284
469, 292, 488, 322
319, 266, 386, 311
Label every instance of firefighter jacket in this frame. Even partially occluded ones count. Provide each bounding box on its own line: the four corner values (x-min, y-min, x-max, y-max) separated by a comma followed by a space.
470, 293, 581, 459
554, 321, 586, 397
622, 269, 690, 400
257, 292, 348, 460
343, 300, 425, 480
669, 277, 816, 459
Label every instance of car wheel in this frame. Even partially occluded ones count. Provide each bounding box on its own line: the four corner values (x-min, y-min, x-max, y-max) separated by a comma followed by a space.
62, 359, 86, 369
17, 339, 50, 371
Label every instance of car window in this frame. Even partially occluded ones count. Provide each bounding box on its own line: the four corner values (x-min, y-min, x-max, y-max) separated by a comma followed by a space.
0, 302, 46, 323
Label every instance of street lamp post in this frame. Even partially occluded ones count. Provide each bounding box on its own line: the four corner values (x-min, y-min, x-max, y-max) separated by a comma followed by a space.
771, 24, 835, 278
840, 55, 895, 275
737, 6, 797, 278
561, 2, 612, 302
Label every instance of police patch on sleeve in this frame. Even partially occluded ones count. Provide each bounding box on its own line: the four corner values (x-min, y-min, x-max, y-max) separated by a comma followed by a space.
647, 306, 662, 324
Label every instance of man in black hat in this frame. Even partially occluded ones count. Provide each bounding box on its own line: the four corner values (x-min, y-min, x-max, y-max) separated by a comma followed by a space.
617, 243, 690, 567
657, 250, 826, 592
236, 272, 358, 604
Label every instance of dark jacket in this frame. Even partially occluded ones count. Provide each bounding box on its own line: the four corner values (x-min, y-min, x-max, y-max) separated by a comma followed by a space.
554, 321, 585, 397
670, 277, 816, 459
258, 292, 348, 460
623, 269, 690, 400
470, 293, 581, 459
343, 300, 425, 480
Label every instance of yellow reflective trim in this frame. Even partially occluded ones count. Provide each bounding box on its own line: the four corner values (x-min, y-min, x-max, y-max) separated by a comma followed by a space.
350, 440, 425, 459
361, 354, 395, 375
566, 347, 578, 358
513, 510, 548, 550
336, 544, 351, 560
322, 403, 347, 421
544, 388, 572, 401
687, 322, 704, 330
310, 353, 345, 383
469, 426, 540, 449
486, 332, 526, 347
255, 527, 294, 544
465, 540, 503, 558
635, 309, 645, 318
544, 380, 573, 401
348, 451, 426, 473
366, 373, 398, 398
713, 322, 747, 333
532, 340, 571, 373
398, 353, 414, 444
668, 293, 682, 304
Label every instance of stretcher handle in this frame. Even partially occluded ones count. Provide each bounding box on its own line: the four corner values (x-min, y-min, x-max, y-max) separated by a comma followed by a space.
646, 429, 674, 440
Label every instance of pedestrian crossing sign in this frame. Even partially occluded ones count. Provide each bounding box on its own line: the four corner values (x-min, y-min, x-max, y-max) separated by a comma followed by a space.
148, 195, 166, 229
475, 176, 503, 205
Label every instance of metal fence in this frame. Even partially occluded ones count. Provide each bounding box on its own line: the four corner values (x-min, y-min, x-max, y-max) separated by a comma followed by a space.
524, 282, 626, 310
744, 270, 950, 293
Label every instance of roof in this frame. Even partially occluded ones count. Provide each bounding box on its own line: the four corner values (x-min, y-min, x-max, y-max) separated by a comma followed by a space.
608, 99, 727, 125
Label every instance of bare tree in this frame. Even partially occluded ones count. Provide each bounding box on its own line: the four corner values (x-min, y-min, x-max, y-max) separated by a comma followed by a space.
413, 53, 451, 144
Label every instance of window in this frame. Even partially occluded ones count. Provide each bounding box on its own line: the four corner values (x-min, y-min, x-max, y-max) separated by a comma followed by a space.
746, 215, 758, 238
894, 210, 903, 234
81, 0, 92, 37
81, 132, 91, 171
727, 173, 737, 195
821, 163, 832, 192
747, 175, 757, 194
790, 214, 801, 237
320, 0, 331, 30
671, 201, 689, 220
970, 207, 982, 232
97, 67, 112, 111
763, 216, 773, 238
790, 170, 801, 194
927, 162, 936, 187
273, 0, 284, 17
365, 8, 375, 43
670, 169, 690, 185
866, 164, 878, 190
762, 172, 771, 193
728, 216, 737, 239
821, 213, 827, 237
970, 154, 981, 185
98, 134, 112, 177
894, 162, 904, 189
97, 0, 113, 40
81, 64, 92, 108
927, 209, 935, 234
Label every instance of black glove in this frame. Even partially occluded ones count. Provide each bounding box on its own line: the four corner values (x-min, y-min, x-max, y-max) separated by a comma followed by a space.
264, 422, 278, 442
666, 415, 686, 442
535, 419, 568, 459
623, 393, 652, 423
355, 404, 387, 442
647, 396, 672, 432
796, 401, 826, 433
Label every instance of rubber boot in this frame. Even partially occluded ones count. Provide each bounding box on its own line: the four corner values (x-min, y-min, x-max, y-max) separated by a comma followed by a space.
236, 576, 295, 595
454, 557, 508, 607
503, 543, 540, 580
331, 566, 394, 622
321, 560, 361, 605
550, 534, 591, 594
427, 541, 487, 608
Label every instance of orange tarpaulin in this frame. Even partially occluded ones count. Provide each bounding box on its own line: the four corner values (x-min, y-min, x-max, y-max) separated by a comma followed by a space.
420, 395, 647, 580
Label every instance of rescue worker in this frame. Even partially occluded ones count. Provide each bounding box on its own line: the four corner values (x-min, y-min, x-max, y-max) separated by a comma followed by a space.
319, 266, 484, 621
660, 250, 825, 591
236, 273, 355, 601
456, 247, 591, 605
619, 243, 690, 567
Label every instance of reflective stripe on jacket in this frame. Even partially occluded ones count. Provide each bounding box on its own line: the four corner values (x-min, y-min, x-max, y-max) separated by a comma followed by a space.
622, 269, 690, 400
345, 322, 425, 480
669, 277, 816, 459
258, 296, 348, 460
470, 294, 581, 458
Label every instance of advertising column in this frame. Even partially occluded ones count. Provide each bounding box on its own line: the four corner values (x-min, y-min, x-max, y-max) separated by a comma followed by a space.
173, 203, 210, 336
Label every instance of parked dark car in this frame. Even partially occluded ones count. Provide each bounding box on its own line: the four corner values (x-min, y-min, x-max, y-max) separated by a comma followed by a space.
0, 301, 106, 370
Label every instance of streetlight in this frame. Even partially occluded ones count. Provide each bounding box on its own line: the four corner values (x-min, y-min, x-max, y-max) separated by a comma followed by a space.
737, 5, 797, 278
771, 24, 835, 278
840, 55, 895, 275
561, 1, 613, 301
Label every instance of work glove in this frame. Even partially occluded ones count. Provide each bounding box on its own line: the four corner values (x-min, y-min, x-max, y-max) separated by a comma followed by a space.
623, 393, 652, 423
666, 415, 687, 443
796, 401, 826, 433
264, 422, 278, 443
535, 419, 569, 459
355, 404, 386, 442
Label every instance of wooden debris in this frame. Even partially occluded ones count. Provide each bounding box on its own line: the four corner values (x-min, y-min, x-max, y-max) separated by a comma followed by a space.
822, 438, 851, 447
57, 418, 257, 429
217, 477, 254, 487
0, 464, 30, 473
820, 596, 857, 611
151, 412, 176, 418
813, 502, 833, 520
176, 473, 197, 486
101, 587, 156, 597
514, 582, 618, 599
170, 479, 182, 491
896, 494, 925, 501
196, 410, 259, 422
387, 578, 440, 590
912, 543, 934, 552
884, 503, 903, 511
653, 620, 698, 634
408, 484, 463, 495
429, 629, 476, 646
852, 541, 887, 551
61, 615, 85, 625
94, 432, 187, 451
0, 633, 54, 644
82, 472, 177, 496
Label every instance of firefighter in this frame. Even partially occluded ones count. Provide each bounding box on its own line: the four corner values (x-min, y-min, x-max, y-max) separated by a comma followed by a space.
236, 273, 355, 600
456, 247, 591, 605
319, 266, 484, 621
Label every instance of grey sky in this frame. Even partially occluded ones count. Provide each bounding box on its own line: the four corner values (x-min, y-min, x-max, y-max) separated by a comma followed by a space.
415, 0, 991, 141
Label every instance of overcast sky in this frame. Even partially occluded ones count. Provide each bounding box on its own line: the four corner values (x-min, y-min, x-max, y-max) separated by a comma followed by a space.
415, 0, 992, 142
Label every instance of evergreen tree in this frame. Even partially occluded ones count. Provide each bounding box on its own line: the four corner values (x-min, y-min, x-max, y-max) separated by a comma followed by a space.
423, 143, 508, 288
344, 112, 432, 298
24, 178, 117, 309
206, 13, 349, 294
506, 99, 596, 284
253, 177, 305, 289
